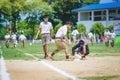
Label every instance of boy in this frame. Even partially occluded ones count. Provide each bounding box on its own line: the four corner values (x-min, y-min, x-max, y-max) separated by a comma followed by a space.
72, 34, 89, 60
11, 32, 17, 48
49, 21, 73, 61
88, 32, 94, 46
4, 32, 10, 48
71, 28, 79, 46
35, 15, 53, 59
19, 32, 26, 48
109, 30, 116, 47
104, 28, 110, 47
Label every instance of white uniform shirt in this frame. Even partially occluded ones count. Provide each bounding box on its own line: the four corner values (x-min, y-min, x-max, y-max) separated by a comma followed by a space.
104, 31, 110, 37
81, 35, 88, 45
71, 29, 79, 36
55, 25, 67, 38
110, 32, 116, 38
11, 34, 17, 40
40, 22, 53, 34
19, 34, 26, 41
5, 34, 10, 39
88, 32, 93, 38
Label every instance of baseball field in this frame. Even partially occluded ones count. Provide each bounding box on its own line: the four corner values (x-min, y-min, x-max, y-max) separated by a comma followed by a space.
0, 41, 120, 80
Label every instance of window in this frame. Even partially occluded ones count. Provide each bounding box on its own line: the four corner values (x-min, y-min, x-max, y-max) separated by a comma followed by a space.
114, 9, 120, 20
118, 9, 120, 14
89, 12, 92, 20
94, 11, 101, 15
80, 12, 91, 21
109, 9, 116, 20
94, 11, 105, 21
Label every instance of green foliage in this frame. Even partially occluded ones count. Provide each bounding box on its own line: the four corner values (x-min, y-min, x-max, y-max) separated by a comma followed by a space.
90, 22, 105, 35
71, 25, 77, 31
0, 0, 32, 32
17, 21, 29, 30
52, 0, 99, 24
82, 0, 100, 6
53, 23, 71, 38
54, 23, 63, 34
109, 25, 114, 32
0, 0, 53, 33
0, 27, 7, 39
67, 28, 71, 39
30, 0, 50, 11
28, 0, 54, 18
51, 29, 55, 38
77, 23, 86, 35
17, 21, 31, 36
25, 0, 54, 37
52, 0, 81, 24
0, 0, 100, 38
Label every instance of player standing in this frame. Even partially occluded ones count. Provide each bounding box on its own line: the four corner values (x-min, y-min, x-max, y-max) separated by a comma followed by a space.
35, 15, 53, 59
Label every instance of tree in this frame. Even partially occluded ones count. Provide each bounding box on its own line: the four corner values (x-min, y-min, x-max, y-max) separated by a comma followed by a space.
82, 0, 100, 6
54, 23, 63, 34
24, 10, 40, 38
42, 0, 55, 5
90, 22, 105, 35
52, 0, 82, 24
0, 27, 7, 39
24, 0, 54, 37
0, 0, 32, 32
52, 0, 99, 24
77, 23, 86, 35
0, 14, 7, 27
0, 0, 53, 34
109, 25, 114, 32
67, 28, 71, 39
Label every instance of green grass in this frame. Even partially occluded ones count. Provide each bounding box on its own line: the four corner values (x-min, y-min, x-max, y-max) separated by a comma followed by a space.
0, 41, 120, 60
82, 75, 120, 80
89, 43, 120, 57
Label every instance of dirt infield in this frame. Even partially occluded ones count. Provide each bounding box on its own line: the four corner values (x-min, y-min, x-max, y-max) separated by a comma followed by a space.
6, 56, 120, 80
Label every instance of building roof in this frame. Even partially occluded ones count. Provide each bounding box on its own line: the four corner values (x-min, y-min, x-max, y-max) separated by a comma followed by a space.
73, 2, 120, 12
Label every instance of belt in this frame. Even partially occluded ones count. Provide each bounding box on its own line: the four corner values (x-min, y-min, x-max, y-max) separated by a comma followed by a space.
42, 33, 50, 35
72, 35, 75, 36
55, 37, 62, 39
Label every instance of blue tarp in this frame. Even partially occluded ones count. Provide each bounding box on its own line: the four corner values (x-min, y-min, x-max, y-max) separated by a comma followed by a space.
73, 2, 120, 12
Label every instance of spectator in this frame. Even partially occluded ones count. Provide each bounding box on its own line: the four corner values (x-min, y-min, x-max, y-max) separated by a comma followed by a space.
109, 30, 116, 47
4, 32, 10, 48
19, 32, 26, 48
71, 28, 79, 46
88, 32, 94, 46
104, 28, 110, 47
11, 32, 17, 48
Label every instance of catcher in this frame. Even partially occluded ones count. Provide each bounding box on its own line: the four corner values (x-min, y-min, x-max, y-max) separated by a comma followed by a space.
72, 34, 89, 60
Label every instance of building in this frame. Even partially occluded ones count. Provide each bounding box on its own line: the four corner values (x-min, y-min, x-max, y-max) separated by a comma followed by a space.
73, 1, 120, 35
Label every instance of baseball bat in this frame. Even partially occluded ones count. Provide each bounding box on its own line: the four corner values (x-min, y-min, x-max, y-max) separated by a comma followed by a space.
35, 29, 40, 39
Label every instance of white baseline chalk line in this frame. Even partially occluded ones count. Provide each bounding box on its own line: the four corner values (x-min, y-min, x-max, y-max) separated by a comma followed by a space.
24, 53, 81, 80
0, 49, 11, 80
